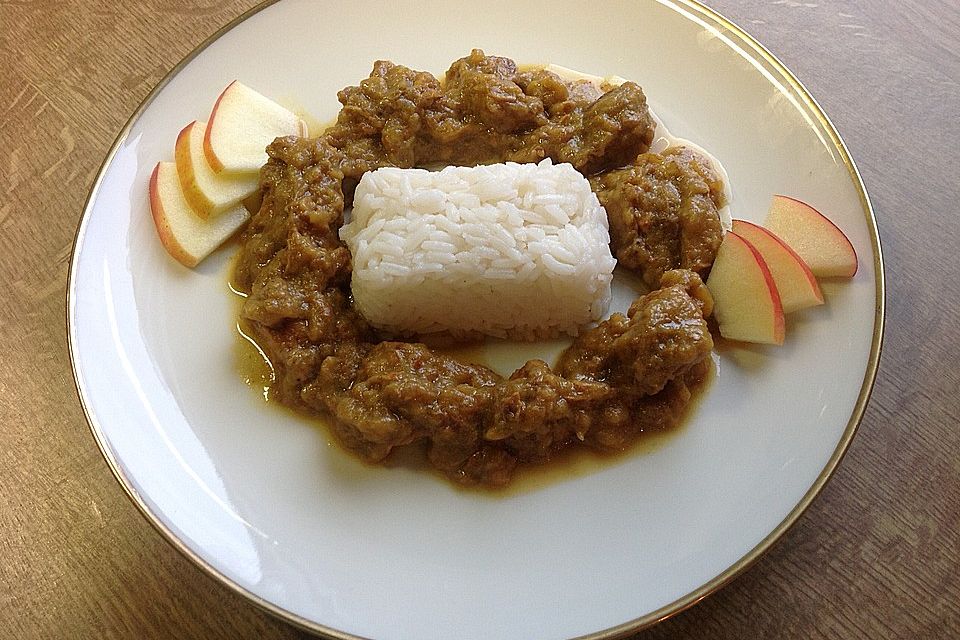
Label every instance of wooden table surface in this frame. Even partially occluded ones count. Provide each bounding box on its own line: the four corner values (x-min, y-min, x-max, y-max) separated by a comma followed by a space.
2, 0, 958, 637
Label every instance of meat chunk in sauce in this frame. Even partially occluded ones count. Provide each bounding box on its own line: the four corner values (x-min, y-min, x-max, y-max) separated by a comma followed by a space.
558, 269, 714, 396
591, 146, 726, 287
514, 82, 657, 174
324, 49, 658, 196
233, 51, 722, 487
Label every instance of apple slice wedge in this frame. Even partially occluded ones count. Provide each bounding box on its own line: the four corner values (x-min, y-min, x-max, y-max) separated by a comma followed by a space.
149, 162, 249, 268
764, 195, 858, 277
203, 81, 308, 173
731, 219, 823, 314
175, 120, 259, 218
706, 231, 785, 345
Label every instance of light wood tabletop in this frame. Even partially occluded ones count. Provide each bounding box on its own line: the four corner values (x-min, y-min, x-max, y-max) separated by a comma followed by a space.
2, 1, 957, 637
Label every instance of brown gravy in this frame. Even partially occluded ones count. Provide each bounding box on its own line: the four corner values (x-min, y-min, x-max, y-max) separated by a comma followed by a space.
232, 277, 714, 495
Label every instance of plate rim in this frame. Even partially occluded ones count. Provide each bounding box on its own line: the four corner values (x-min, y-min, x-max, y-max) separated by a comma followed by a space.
66, 1, 886, 637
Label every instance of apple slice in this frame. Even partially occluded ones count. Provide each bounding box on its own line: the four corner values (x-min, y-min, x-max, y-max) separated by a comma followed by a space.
149, 162, 249, 268
175, 121, 259, 218
731, 219, 823, 314
203, 81, 307, 173
764, 195, 858, 277
706, 231, 785, 345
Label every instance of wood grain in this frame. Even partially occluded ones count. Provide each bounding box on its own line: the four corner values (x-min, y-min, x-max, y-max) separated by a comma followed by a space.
1, 0, 957, 637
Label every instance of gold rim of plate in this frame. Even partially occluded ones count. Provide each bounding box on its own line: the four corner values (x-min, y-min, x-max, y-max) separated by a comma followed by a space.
66, 0, 886, 638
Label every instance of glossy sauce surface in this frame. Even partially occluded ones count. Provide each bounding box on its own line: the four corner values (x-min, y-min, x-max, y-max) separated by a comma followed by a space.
232, 277, 715, 495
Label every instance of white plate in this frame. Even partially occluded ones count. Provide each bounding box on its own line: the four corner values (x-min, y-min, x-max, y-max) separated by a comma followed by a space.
68, 1, 883, 638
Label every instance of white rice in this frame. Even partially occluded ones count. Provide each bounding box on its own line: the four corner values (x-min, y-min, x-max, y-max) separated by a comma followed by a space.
340, 159, 616, 340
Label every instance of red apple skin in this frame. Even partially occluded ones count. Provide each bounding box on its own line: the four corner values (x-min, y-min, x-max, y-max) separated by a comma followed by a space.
149, 162, 250, 268
149, 163, 197, 268
202, 81, 307, 174
202, 81, 236, 173
176, 120, 259, 218
175, 121, 209, 215
737, 232, 786, 345
731, 219, 824, 313
707, 231, 785, 345
768, 195, 858, 277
